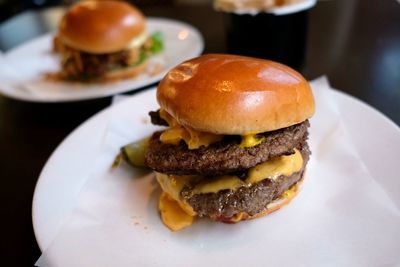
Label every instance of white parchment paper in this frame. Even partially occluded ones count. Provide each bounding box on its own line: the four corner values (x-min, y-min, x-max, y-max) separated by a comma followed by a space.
36, 77, 400, 267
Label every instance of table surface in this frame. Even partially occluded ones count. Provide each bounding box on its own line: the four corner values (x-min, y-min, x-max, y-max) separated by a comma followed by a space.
1, 0, 399, 266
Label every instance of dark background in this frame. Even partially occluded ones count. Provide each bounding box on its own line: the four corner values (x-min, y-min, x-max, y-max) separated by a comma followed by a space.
0, 0, 399, 266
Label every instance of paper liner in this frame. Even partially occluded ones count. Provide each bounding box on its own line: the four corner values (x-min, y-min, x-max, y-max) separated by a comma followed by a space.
36, 77, 400, 267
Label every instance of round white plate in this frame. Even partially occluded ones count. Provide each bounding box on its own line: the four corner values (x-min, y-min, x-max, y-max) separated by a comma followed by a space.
0, 18, 203, 102
215, 0, 316, 15
32, 86, 400, 266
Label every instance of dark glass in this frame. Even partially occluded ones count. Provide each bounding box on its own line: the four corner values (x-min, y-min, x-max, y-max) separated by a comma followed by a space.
225, 10, 309, 71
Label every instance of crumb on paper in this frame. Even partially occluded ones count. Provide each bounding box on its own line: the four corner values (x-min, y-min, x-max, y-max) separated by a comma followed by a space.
141, 117, 150, 124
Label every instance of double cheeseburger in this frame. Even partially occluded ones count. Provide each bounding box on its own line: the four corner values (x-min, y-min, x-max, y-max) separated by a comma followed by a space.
143, 54, 315, 231
53, 0, 163, 81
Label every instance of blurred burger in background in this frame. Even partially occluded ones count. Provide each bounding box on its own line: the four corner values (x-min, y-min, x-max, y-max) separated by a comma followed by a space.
53, 0, 164, 81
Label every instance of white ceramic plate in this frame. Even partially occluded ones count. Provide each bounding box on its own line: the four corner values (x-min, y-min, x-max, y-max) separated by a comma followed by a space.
215, 0, 316, 15
0, 18, 203, 102
32, 85, 400, 266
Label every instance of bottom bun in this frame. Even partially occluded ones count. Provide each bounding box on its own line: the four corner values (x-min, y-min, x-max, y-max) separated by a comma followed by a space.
223, 175, 305, 223
45, 60, 150, 82
101, 60, 149, 81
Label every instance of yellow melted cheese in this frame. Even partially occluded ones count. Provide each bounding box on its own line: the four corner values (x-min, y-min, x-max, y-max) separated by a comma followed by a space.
159, 109, 223, 149
159, 126, 188, 146
282, 186, 297, 199
158, 177, 302, 230
157, 149, 303, 196
192, 175, 245, 195
239, 134, 265, 148
229, 212, 247, 223
157, 150, 303, 230
126, 30, 148, 49
159, 109, 269, 149
159, 109, 271, 149
193, 149, 303, 194
159, 192, 193, 231
246, 149, 303, 184
156, 173, 196, 216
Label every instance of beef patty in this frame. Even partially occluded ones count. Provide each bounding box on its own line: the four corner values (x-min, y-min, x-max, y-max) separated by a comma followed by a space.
145, 120, 310, 176
62, 49, 133, 79
185, 145, 310, 221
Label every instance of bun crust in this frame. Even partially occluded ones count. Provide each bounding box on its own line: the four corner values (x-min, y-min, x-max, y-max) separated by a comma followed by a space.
157, 54, 315, 134
59, 1, 145, 54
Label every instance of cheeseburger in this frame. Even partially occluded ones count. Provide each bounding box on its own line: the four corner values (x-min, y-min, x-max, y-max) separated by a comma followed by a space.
139, 54, 314, 231
53, 0, 163, 81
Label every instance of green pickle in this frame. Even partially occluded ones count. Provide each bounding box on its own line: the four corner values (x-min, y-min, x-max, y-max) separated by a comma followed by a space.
120, 136, 150, 168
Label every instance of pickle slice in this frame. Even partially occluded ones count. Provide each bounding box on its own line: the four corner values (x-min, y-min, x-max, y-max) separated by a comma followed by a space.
120, 136, 150, 168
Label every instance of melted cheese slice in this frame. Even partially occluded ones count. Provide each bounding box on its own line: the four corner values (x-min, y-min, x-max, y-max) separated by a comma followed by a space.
229, 212, 247, 223
246, 149, 303, 184
159, 192, 193, 231
159, 109, 272, 149
159, 109, 223, 149
192, 175, 245, 195
126, 30, 148, 49
156, 173, 197, 216
159, 109, 267, 149
240, 134, 265, 148
157, 149, 303, 230
157, 149, 303, 197
193, 149, 303, 194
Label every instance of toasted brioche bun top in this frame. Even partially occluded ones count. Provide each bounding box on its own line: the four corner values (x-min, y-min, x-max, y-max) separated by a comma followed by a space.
157, 54, 315, 134
59, 0, 145, 54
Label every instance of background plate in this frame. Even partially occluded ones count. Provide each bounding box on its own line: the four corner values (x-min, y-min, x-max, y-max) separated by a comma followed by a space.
0, 18, 203, 102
